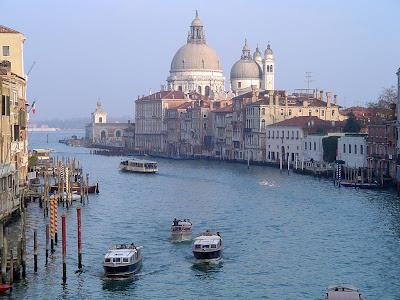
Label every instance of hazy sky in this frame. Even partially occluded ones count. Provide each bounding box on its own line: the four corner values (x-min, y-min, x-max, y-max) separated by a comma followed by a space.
1, 0, 399, 120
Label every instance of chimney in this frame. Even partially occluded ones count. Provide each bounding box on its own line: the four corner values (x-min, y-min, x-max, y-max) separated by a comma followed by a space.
274, 93, 279, 106
284, 91, 288, 114
319, 90, 323, 101
326, 92, 331, 107
333, 94, 337, 105
268, 90, 274, 107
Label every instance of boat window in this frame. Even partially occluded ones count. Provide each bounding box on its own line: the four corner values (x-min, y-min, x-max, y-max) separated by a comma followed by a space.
123, 258, 129, 263
105, 258, 111, 262
211, 244, 217, 248
195, 245, 201, 249
203, 245, 210, 248
113, 258, 121, 263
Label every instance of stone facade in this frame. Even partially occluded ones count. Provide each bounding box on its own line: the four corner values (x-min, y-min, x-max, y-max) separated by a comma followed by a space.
85, 102, 134, 148
337, 134, 368, 168
0, 25, 28, 221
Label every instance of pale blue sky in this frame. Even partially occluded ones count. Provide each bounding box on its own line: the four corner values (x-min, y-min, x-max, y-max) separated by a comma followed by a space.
1, 0, 399, 119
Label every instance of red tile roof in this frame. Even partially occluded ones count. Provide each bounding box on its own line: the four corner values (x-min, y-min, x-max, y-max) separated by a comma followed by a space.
272, 116, 345, 128
0, 25, 20, 34
213, 105, 233, 113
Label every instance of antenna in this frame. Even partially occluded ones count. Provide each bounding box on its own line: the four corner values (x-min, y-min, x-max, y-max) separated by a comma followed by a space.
27, 61, 36, 76
305, 71, 313, 89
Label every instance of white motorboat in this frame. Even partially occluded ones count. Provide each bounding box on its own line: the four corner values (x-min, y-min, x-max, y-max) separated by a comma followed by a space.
171, 219, 192, 241
192, 230, 222, 263
103, 244, 143, 277
119, 159, 158, 173
325, 284, 363, 300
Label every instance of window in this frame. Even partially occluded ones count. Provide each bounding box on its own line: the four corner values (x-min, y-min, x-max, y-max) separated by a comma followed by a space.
308, 110, 312, 116
98, 117, 103, 123
238, 82, 242, 88
198, 86, 202, 94
205, 86, 210, 96
113, 258, 121, 263
123, 258, 129, 262
270, 65, 273, 72
343, 143, 346, 153
287, 130, 289, 139
261, 119, 265, 129
321, 110, 325, 116
349, 144, 351, 154
261, 108, 265, 115
314, 142, 316, 151
305, 142, 307, 150
289, 109, 292, 116
13, 125, 19, 141
267, 65, 270, 72
178, 86, 182, 91
360, 145, 364, 155
296, 131, 299, 139
104, 258, 110, 263
291, 131, 294, 139
1, 95, 10, 116
354, 144, 357, 154
2, 46, 10, 56
268, 130, 270, 138
115, 130, 121, 138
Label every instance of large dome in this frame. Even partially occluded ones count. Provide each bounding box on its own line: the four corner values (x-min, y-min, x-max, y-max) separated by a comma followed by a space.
170, 43, 222, 72
230, 59, 262, 80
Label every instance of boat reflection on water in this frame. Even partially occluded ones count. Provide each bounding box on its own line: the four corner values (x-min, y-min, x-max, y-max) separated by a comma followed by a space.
191, 260, 223, 274
102, 276, 137, 292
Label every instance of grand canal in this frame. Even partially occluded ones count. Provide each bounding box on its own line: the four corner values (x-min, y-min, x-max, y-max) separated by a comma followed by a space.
7, 131, 400, 299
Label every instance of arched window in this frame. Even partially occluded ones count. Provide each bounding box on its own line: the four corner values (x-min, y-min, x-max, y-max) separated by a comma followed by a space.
205, 86, 210, 97
270, 65, 273, 72
261, 119, 265, 129
267, 65, 270, 72
115, 130, 121, 138
349, 144, 352, 153
99, 117, 103, 123
261, 108, 265, 115
198, 86, 202, 94
100, 130, 106, 140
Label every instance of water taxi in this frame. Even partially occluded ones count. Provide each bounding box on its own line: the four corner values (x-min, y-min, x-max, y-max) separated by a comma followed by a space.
119, 159, 158, 173
325, 284, 363, 300
171, 218, 192, 242
192, 230, 222, 263
103, 244, 143, 277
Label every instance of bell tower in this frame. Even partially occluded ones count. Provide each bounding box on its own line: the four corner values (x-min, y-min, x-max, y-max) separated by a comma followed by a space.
263, 43, 275, 91
92, 101, 107, 124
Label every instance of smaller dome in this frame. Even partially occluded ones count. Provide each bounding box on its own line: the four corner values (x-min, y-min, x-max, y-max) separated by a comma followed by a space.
230, 59, 262, 80
264, 44, 273, 58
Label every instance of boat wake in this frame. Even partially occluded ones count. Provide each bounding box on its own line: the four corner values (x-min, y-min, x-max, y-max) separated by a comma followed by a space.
258, 179, 279, 187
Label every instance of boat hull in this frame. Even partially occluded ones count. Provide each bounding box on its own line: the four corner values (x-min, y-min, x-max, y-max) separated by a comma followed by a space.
193, 249, 222, 261
171, 232, 192, 242
120, 166, 158, 173
104, 260, 142, 277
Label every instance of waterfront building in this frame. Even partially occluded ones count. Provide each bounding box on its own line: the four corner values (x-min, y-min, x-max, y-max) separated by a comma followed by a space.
167, 12, 226, 99
337, 133, 368, 168
367, 122, 397, 183
265, 116, 345, 165
211, 105, 233, 159
0, 25, 28, 221
135, 91, 197, 153
230, 40, 275, 95
231, 88, 346, 161
85, 102, 135, 148
397, 67, 400, 152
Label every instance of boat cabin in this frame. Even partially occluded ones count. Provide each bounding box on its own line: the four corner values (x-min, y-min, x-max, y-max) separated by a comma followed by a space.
120, 159, 158, 173
326, 284, 362, 300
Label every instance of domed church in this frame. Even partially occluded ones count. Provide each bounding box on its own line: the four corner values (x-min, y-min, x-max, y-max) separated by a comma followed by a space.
167, 11, 225, 98
230, 40, 275, 95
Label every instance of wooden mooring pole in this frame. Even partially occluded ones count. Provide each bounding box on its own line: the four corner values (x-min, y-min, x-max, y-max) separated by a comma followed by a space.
45, 224, 49, 265
77, 207, 82, 270
34, 230, 38, 272
62, 213, 67, 284
1, 237, 7, 283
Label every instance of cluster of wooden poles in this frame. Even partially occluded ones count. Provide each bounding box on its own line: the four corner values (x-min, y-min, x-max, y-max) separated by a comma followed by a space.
33, 204, 83, 284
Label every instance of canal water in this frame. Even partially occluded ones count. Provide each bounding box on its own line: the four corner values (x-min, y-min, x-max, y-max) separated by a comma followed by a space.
6, 131, 400, 299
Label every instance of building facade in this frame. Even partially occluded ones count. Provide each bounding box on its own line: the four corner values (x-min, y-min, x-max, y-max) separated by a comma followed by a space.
85, 102, 135, 148
337, 134, 368, 168
0, 25, 28, 221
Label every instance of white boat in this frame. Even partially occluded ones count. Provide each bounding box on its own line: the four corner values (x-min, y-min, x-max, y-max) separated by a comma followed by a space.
119, 159, 158, 173
326, 284, 363, 300
171, 219, 192, 242
103, 244, 143, 277
192, 230, 222, 263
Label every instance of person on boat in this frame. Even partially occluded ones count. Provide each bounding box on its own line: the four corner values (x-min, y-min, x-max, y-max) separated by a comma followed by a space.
173, 218, 178, 226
